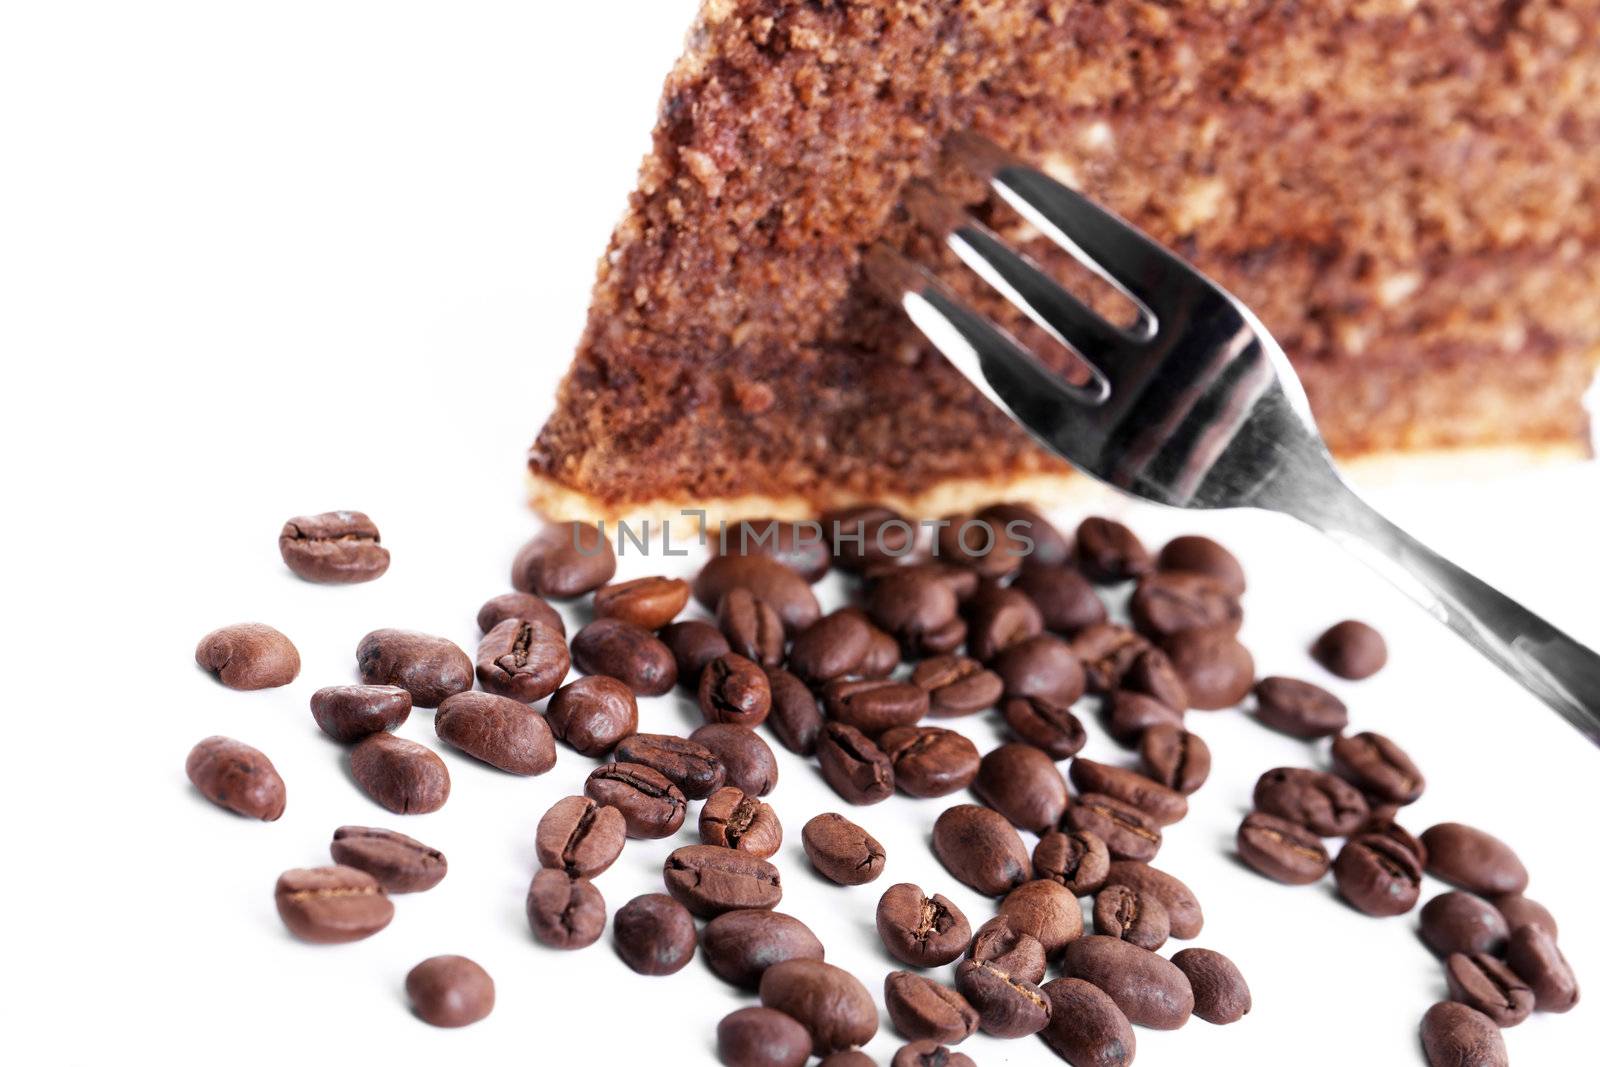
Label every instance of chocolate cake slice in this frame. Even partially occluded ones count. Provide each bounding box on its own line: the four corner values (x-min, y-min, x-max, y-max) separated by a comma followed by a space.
532, 0, 1599, 521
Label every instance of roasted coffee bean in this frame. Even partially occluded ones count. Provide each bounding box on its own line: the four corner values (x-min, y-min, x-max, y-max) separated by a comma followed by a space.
474, 618, 569, 702
1074, 517, 1151, 583
525, 868, 605, 949
714, 519, 832, 583
1064, 794, 1163, 863
931, 804, 1031, 896
1491, 894, 1558, 940
196, 623, 300, 690
355, 628, 471, 708
1130, 571, 1242, 641
1093, 884, 1169, 950
1103, 861, 1204, 940
999, 879, 1084, 957
185, 736, 285, 820
546, 675, 638, 756
1039, 977, 1135, 1067
434, 691, 556, 775
1171, 948, 1250, 1025
571, 617, 676, 696
1334, 833, 1423, 916
274, 865, 393, 943
815, 722, 893, 804
765, 666, 823, 755
884, 971, 979, 1044
1001, 695, 1088, 760
859, 620, 904, 676
789, 610, 872, 684
700, 653, 773, 727
1331, 731, 1425, 805
875, 882, 969, 967
717, 1006, 812, 1067
701, 786, 783, 857
405, 955, 494, 1027
1160, 627, 1254, 710
1061, 935, 1193, 1029
1421, 892, 1510, 958
1421, 823, 1529, 895
692, 722, 779, 796
937, 512, 1029, 580
1069, 623, 1150, 693
665, 845, 782, 919
659, 619, 731, 689
349, 733, 449, 814
534, 795, 626, 878
330, 825, 446, 892
1139, 724, 1210, 794
1252, 676, 1348, 739
760, 959, 878, 1055
477, 591, 564, 636
718, 587, 786, 668
1069, 758, 1188, 826
1445, 952, 1534, 1027
878, 726, 979, 798
1033, 830, 1110, 896
972, 744, 1068, 833
1236, 811, 1330, 885
1122, 647, 1190, 711
1105, 689, 1183, 746
802, 812, 886, 886
1420, 1001, 1508, 1067
1311, 619, 1387, 679
823, 677, 927, 736
991, 633, 1086, 706
825, 504, 917, 571
702, 909, 825, 989
1253, 767, 1369, 836
1364, 810, 1429, 866
953, 958, 1050, 1039
584, 763, 686, 839
278, 510, 389, 583
968, 915, 1048, 983
310, 684, 411, 742
612, 893, 697, 976
964, 586, 1044, 662
511, 522, 615, 599
695, 554, 821, 634
1157, 534, 1246, 595
614, 733, 724, 799
891, 1041, 974, 1067
978, 502, 1070, 564
912, 655, 1003, 716
1012, 562, 1106, 634
1506, 923, 1579, 1012
867, 569, 961, 654
593, 575, 690, 630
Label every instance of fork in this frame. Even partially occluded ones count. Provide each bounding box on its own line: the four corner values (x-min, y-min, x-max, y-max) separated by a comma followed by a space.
870, 133, 1600, 744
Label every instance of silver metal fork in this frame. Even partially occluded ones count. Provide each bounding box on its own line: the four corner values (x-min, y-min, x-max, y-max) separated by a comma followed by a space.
872, 133, 1600, 744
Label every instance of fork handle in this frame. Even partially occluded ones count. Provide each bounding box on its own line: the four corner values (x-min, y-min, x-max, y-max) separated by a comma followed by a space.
1289, 480, 1600, 744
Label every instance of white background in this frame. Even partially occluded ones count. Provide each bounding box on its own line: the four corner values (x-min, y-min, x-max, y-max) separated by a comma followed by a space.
2, 2, 1597, 1064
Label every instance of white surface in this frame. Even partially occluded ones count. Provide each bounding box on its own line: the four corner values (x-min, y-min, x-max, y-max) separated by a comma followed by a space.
2, 3, 1597, 1065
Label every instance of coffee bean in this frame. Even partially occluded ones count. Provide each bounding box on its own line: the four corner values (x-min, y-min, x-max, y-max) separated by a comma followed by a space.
1138, 725, 1210, 794
665, 845, 782, 919
1068, 758, 1187, 826
759, 959, 878, 1055
1074, 517, 1151, 583
525, 868, 606, 949
195, 623, 300, 690
789, 610, 872, 684
405, 955, 493, 1027
1331, 731, 1425, 805
700, 653, 773, 727
884, 971, 979, 1044
891, 1042, 973, 1067
1039, 977, 1135, 1067
571, 617, 677, 696
1160, 627, 1254, 709
878, 726, 979, 798
593, 575, 690, 630
1130, 571, 1242, 641
1506, 923, 1579, 1012
614, 733, 725, 799
692, 723, 780, 796
1421, 892, 1510, 958
613, 893, 697, 976
1312, 619, 1387, 679
718, 587, 786, 667
802, 812, 886, 886
1001, 695, 1087, 760
766, 666, 823, 755
1252, 676, 1348, 739
867, 569, 960, 655
185, 736, 285, 820
822, 677, 928, 736
355, 628, 471, 708
999, 879, 1084, 957
874, 883, 969, 967
1334, 833, 1423, 916
968, 915, 1048, 983
952, 958, 1050, 1039
1092, 884, 1169, 950
349, 733, 450, 814
859, 620, 904, 676
963, 586, 1043, 662
1420, 1002, 1507, 1067
815, 722, 893, 805
1033, 830, 1110, 896
1491, 894, 1558, 940
475, 618, 570, 702
477, 591, 564, 636
931, 804, 1032, 896
277, 510, 389, 583
659, 619, 731, 689
1060, 935, 1193, 1029
701, 786, 783, 857
1445, 952, 1534, 1026
330, 825, 446, 892
1364, 809, 1429, 866
1157, 534, 1246, 595
534, 795, 626, 878
717, 1006, 812, 1067
434, 691, 556, 775
1253, 767, 1369, 837
973, 744, 1068, 833
309, 685, 411, 743
978, 502, 1070, 564
1421, 823, 1529, 896
1236, 811, 1330, 885
1064, 794, 1163, 863
1122, 647, 1190, 711
546, 675, 638, 756
1068, 623, 1150, 693
274, 865, 393, 943
702, 909, 825, 989
1170, 948, 1250, 1025
940, 512, 1033, 580
1012, 562, 1106, 634
695, 554, 821, 634
912, 654, 1003, 716
825, 504, 917, 571
714, 519, 832, 582
1105, 689, 1183, 746
1103, 861, 1205, 940
585, 763, 686, 839
991, 633, 1086, 706
512, 523, 616, 599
